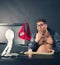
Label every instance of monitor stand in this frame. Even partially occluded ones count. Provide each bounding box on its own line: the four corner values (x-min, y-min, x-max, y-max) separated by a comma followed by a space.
1, 29, 14, 56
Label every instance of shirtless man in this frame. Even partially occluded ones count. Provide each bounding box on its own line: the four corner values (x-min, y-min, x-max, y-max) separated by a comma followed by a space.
28, 19, 54, 53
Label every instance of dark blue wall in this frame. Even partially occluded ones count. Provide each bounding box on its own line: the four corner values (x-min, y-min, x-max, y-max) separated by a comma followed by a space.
0, 0, 60, 33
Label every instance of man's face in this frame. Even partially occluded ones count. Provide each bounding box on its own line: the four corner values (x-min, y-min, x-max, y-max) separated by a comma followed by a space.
37, 21, 47, 32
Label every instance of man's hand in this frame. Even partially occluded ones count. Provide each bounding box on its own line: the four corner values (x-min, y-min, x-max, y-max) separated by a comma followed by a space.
28, 48, 32, 58
35, 31, 42, 43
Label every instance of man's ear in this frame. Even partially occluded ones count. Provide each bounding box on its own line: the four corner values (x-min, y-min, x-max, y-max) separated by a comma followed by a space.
45, 24, 48, 29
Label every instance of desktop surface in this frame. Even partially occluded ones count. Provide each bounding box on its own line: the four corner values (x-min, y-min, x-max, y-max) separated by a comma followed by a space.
0, 52, 60, 65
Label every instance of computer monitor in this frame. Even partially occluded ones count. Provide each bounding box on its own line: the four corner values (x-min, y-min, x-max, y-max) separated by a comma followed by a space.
0, 23, 28, 53
0, 23, 25, 44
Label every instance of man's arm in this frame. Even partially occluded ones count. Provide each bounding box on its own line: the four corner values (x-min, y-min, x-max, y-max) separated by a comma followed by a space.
28, 33, 39, 51
54, 32, 60, 52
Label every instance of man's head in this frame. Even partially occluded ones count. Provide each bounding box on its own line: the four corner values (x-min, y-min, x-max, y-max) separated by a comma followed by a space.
36, 19, 48, 32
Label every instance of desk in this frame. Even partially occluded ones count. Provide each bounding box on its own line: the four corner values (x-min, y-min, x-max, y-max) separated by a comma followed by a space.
0, 52, 60, 65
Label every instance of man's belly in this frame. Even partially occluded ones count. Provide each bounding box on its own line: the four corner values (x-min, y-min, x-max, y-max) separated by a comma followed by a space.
37, 44, 53, 52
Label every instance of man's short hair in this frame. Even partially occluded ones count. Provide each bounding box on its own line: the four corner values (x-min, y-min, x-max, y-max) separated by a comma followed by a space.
36, 19, 47, 24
